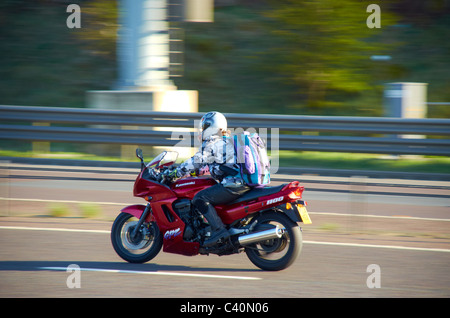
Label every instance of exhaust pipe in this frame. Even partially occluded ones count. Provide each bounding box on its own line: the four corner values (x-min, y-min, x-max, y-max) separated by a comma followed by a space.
238, 226, 284, 246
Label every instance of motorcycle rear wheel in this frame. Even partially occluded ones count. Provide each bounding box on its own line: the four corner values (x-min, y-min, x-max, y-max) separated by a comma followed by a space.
111, 212, 163, 263
245, 211, 302, 271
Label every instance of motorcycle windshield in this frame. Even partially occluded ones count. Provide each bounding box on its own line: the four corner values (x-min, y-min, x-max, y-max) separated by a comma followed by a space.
147, 151, 179, 168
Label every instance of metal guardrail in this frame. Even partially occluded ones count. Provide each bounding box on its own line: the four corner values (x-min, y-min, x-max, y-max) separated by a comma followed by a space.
1, 105, 449, 156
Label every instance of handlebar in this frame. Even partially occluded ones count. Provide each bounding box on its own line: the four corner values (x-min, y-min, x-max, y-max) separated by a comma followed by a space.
136, 148, 179, 185
141, 165, 177, 185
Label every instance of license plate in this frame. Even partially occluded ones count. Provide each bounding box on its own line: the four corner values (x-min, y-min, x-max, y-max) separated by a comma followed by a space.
297, 205, 312, 224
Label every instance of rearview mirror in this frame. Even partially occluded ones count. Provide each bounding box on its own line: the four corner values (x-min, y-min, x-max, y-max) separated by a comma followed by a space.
136, 148, 143, 160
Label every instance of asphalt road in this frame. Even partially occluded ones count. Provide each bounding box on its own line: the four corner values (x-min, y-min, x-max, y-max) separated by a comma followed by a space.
0, 163, 449, 298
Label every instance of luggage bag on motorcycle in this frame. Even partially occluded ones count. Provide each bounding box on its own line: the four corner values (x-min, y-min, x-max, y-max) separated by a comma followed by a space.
233, 131, 270, 187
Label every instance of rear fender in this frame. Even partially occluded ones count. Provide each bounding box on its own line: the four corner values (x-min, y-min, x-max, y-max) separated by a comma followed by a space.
278, 206, 301, 224
121, 204, 155, 222
275, 200, 307, 224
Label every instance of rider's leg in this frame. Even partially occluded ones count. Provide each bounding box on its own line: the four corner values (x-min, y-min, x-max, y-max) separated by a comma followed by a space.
193, 183, 249, 246
198, 201, 230, 246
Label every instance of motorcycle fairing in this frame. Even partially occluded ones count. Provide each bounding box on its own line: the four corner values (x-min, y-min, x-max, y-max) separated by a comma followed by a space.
121, 202, 200, 256
120, 204, 154, 222
151, 198, 201, 256
215, 181, 305, 225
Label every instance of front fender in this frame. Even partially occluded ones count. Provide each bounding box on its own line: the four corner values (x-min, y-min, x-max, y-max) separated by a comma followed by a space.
121, 204, 155, 222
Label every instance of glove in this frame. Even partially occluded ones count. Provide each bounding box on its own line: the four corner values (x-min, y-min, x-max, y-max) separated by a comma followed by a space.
164, 168, 180, 181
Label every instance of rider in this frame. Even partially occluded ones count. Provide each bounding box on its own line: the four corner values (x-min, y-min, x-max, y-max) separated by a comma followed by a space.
166, 111, 250, 246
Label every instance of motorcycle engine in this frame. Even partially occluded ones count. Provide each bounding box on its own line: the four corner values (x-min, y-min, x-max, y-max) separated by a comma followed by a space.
173, 199, 195, 240
173, 199, 191, 221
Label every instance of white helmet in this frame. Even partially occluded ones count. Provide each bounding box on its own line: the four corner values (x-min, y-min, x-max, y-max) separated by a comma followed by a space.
199, 111, 227, 141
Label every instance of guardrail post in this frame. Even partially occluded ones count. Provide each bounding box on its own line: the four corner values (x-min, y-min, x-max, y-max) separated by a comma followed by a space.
32, 122, 50, 154
120, 125, 139, 160
347, 175, 368, 233
0, 161, 10, 216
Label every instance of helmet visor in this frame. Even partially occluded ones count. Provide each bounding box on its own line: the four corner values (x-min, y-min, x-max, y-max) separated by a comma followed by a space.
201, 112, 216, 131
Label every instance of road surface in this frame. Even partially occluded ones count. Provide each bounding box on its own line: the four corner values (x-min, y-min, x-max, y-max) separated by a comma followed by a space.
0, 163, 449, 298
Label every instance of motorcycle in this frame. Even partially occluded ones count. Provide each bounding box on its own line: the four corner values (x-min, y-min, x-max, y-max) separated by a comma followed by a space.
111, 149, 312, 271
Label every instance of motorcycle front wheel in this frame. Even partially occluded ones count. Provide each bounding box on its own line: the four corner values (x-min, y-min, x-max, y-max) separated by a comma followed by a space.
245, 211, 302, 271
111, 212, 163, 263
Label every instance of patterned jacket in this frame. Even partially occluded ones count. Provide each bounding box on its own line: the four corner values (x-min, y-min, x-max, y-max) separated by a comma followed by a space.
177, 135, 243, 186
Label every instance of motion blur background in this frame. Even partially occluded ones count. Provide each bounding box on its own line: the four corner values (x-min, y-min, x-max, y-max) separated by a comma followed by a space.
1, 0, 449, 115
0, 1, 449, 298
0, 0, 449, 170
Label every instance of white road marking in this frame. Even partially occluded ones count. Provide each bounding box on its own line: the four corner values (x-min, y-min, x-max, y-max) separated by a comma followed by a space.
303, 240, 450, 253
39, 266, 262, 281
1, 225, 449, 253
2, 197, 449, 221
309, 211, 450, 222
0, 197, 129, 206
0, 226, 110, 234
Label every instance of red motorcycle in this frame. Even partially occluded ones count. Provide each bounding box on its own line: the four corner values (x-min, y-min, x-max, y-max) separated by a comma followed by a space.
111, 149, 311, 271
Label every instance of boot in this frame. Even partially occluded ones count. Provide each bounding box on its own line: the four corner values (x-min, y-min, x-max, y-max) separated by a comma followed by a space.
202, 203, 230, 247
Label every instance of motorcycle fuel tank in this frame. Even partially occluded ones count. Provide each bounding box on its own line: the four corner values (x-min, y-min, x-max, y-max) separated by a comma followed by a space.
170, 176, 217, 199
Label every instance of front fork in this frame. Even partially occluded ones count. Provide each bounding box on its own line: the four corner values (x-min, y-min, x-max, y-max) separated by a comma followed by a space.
131, 203, 152, 239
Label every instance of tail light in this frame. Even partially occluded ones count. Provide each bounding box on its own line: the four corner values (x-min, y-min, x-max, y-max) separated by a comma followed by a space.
284, 181, 304, 199
287, 187, 303, 200
293, 187, 303, 197
282, 181, 299, 191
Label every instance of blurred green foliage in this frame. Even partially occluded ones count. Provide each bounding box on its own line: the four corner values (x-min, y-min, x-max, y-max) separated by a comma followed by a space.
265, 0, 395, 111
0, 0, 449, 117
0, 0, 116, 108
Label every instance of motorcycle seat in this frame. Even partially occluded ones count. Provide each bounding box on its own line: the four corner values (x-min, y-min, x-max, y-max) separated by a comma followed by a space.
228, 184, 286, 205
